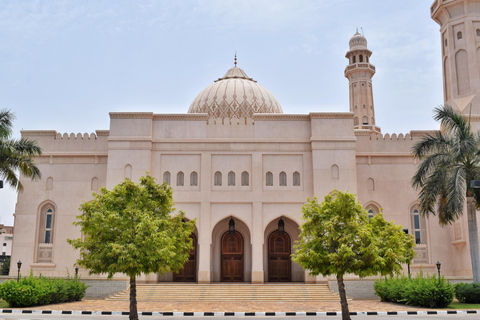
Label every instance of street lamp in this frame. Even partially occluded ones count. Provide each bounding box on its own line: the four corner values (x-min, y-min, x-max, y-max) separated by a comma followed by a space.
436, 260, 441, 278
16, 260, 22, 282
403, 229, 411, 276
75, 266, 79, 277
278, 218, 285, 237
229, 217, 235, 236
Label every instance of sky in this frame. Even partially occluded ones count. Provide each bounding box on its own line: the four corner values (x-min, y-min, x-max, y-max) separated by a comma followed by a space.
0, 0, 443, 226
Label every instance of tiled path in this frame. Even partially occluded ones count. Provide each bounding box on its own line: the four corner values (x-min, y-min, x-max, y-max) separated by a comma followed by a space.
15, 300, 465, 313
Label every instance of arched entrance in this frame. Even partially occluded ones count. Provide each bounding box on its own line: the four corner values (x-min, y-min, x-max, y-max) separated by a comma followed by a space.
221, 231, 244, 282
174, 233, 197, 282
268, 230, 291, 282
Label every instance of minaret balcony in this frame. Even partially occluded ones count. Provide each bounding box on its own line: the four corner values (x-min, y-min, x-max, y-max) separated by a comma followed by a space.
344, 63, 376, 77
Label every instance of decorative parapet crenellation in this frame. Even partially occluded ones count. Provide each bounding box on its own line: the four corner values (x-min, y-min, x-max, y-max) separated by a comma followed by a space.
21, 130, 57, 137
309, 112, 354, 119
21, 130, 110, 141
153, 113, 209, 121
109, 112, 153, 119
357, 130, 439, 141
253, 114, 310, 121
96, 130, 110, 136
410, 130, 438, 138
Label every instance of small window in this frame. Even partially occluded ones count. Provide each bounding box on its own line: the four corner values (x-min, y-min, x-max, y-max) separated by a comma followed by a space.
368, 209, 375, 219
411, 207, 426, 245
365, 204, 379, 219
279, 172, 287, 186
190, 172, 198, 186
266, 172, 273, 186
214, 171, 222, 186
362, 116, 368, 125
354, 117, 359, 126
46, 177, 53, 190
367, 178, 375, 191
293, 172, 300, 186
124, 164, 132, 179
331, 165, 339, 180
352, 56, 356, 63
44, 208, 53, 243
359, 54, 363, 62
477, 29, 480, 37
177, 172, 184, 186
163, 171, 171, 184
241, 171, 249, 186
366, 56, 369, 63
2, 243, 6, 247
457, 31, 463, 40
228, 171, 235, 186
445, 39, 448, 47
91, 177, 99, 191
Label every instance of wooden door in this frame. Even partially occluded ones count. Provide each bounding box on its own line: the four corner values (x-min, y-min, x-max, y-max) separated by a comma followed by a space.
174, 234, 197, 282
221, 231, 244, 282
268, 230, 291, 282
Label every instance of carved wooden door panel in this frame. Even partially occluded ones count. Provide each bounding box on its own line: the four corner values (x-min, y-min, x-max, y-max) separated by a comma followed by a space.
174, 234, 197, 282
221, 231, 244, 282
268, 230, 291, 282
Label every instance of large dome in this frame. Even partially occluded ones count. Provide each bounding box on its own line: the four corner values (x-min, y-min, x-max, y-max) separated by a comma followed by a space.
188, 65, 283, 120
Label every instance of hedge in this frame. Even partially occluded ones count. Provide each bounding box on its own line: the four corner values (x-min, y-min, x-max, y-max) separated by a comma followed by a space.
455, 283, 480, 303
0, 274, 87, 308
374, 272, 454, 308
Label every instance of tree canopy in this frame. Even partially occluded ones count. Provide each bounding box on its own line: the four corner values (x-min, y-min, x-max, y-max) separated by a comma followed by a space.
412, 105, 480, 282
68, 173, 195, 320
293, 191, 414, 320
0, 109, 42, 190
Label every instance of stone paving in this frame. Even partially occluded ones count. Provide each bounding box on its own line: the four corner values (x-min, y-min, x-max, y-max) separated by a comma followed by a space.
10, 299, 472, 313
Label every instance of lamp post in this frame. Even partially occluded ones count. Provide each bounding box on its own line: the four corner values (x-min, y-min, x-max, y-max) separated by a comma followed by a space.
16, 260, 22, 282
75, 266, 79, 277
278, 218, 285, 237
436, 260, 441, 279
403, 229, 411, 276
229, 217, 235, 236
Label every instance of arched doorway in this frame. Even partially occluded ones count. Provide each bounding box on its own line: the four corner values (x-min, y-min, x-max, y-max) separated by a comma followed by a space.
174, 233, 197, 282
268, 230, 291, 282
221, 231, 244, 282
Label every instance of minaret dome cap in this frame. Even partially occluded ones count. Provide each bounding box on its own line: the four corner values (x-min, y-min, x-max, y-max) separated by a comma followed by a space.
349, 31, 368, 50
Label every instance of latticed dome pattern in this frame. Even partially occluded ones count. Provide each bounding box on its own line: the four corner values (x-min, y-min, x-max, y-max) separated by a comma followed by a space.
188, 66, 283, 120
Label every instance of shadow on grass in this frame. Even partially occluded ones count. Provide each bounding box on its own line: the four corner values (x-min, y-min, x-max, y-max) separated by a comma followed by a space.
448, 302, 480, 309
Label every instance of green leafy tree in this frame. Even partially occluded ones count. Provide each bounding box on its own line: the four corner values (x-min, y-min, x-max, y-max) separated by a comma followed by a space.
292, 191, 415, 320
0, 257, 10, 276
0, 109, 42, 190
68, 173, 195, 320
412, 105, 480, 283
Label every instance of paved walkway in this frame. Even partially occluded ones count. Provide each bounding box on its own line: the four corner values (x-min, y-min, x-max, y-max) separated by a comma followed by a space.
10, 299, 471, 313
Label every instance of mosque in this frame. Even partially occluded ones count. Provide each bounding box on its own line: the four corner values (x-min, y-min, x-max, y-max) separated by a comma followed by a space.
9, 0, 480, 284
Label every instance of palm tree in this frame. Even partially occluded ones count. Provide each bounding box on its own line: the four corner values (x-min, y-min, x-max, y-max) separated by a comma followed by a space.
0, 109, 42, 190
412, 105, 480, 283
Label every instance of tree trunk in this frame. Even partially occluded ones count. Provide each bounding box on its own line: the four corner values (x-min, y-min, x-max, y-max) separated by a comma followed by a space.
337, 275, 351, 320
467, 197, 480, 283
129, 276, 138, 320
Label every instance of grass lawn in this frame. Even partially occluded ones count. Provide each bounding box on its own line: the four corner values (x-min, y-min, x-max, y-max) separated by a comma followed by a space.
0, 300, 8, 308
448, 302, 480, 309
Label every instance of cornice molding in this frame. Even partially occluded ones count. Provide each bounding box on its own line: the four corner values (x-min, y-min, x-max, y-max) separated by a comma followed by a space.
153, 114, 209, 121
409, 130, 439, 137
95, 130, 110, 136
109, 112, 153, 119
21, 130, 57, 137
253, 114, 310, 121
309, 112, 354, 119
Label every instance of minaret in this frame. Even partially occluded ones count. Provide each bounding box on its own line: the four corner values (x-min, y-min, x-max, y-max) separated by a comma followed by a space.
345, 31, 381, 133
432, 0, 480, 124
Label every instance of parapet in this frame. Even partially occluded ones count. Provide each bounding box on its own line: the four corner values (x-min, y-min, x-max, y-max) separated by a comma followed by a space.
20, 130, 109, 153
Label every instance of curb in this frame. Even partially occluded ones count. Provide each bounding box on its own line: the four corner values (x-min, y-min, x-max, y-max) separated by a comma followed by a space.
0, 309, 479, 316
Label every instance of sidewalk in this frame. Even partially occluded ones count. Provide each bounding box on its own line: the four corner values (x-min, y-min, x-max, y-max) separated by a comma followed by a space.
11, 299, 467, 313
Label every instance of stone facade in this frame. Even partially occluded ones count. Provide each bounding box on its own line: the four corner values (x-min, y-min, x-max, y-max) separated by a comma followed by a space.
9, 0, 480, 283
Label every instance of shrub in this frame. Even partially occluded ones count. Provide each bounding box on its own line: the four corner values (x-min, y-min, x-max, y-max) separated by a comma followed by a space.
374, 272, 454, 308
455, 283, 480, 303
0, 274, 88, 307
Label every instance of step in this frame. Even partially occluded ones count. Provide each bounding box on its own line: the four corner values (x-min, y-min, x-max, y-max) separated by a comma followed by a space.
106, 283, 340, 301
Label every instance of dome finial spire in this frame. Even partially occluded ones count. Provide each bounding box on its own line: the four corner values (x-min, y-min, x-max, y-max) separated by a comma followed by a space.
234, 51, 237, 67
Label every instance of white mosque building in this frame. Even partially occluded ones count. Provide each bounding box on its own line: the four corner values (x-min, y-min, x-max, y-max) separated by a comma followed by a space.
9, 0, 480, 285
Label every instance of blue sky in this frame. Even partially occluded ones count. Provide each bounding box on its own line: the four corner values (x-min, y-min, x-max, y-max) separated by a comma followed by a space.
0, 0, 442, 225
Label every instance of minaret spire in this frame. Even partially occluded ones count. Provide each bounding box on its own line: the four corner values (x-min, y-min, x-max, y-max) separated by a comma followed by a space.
344, 30, 381, 134
234, 51, 237, 67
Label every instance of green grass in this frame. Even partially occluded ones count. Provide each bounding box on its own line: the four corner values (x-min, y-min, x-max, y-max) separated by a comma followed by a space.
448, 302, 480, 309
0, 300, 9, 308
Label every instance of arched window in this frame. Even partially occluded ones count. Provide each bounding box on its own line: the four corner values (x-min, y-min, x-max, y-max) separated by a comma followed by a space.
366, 56, 369, 63
190, 172, 198, 186
46, 177, 53, 190
91, 177, 99, 191
163, 171, 171, 184
352, 55, 356, 63
362, 116, 368, 125
411, 207, 426, 245
359, 54, 363, 62
354, 117, 359, 126
214, 171, 222, 186
266, 172, 273, 186
293, 172, 300, 186
367, 178, 375, 191
365, 204, 379, 219
279, 172, 287, 186
241, 171, 249, 186
40, 205, 54, 244
228, 171, 235, 186
331, 165, 339, 180
457, 31, 463, 39
124, 164, 132, 179
177, 172, 184, 186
